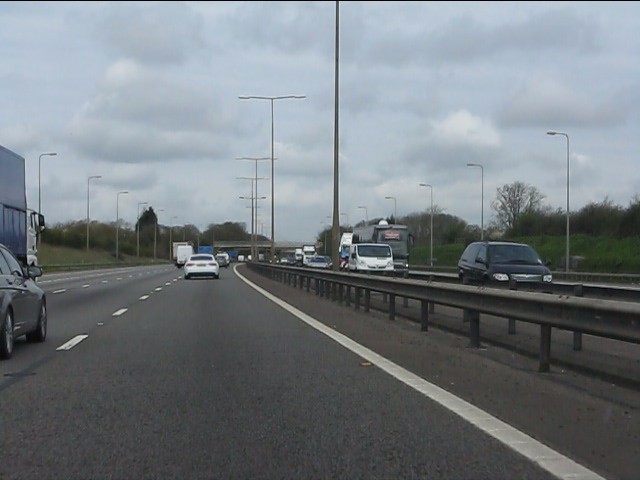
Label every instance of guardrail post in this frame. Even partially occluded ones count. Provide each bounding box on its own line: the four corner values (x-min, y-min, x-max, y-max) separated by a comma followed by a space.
382, 292, 388, 304
338, 284, 344, 303
331, 282, 338, 301
466, 309, 480, 348
403, 297, 409, 308
539, 325, 552, 372
364, 289, 371, 313
428, 275, 436, 313
305, 276, 310, 292
354, 287, 361, 310
421, 299, 429, 332
573, 285, 584, 351
316, 278, 321, 296
508, 279, 517, 334
389, 294, 396, 320
345, 285, 351, 307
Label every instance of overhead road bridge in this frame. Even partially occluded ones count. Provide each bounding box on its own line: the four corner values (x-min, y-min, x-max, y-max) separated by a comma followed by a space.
211, 240, 320, 258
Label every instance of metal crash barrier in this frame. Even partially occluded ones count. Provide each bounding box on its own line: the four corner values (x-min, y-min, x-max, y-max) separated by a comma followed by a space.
247, 263, 640, 373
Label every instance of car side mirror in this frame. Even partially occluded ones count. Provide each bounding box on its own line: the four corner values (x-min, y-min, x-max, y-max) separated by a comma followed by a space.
27, 265, 43, 279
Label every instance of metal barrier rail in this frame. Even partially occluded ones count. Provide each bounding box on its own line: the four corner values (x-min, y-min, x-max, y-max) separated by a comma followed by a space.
247, 263, 640, 373
407, 270, 640, 302
409, 265, 640, 284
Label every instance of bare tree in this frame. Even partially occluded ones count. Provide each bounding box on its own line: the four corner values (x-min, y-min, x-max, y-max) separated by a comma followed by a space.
491, 181, 545, 232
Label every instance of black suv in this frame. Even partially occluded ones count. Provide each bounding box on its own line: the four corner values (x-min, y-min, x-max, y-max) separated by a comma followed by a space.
457, 241, 552, 285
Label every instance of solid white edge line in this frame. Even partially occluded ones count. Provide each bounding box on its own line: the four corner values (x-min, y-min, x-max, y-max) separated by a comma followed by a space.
112, 308, 128, 316
233, 265, 606, 480
57, 335, 89, 351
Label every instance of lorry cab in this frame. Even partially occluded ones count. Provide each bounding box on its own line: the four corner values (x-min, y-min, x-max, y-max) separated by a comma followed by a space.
348, 243, 394, 273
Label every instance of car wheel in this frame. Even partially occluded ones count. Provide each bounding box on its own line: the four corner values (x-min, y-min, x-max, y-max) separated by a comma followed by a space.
26, 301, 47, 343
0, 309, 14, 360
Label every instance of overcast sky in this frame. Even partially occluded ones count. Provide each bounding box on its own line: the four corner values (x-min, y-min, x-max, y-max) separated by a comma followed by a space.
1, 1, 638, 242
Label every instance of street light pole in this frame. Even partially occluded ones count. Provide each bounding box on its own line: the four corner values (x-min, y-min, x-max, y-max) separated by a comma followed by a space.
154, 208, 164, 260
238, 176, 267, 261
136, 201, 148, 257
116, 191, 128, 260
547, 130, 571, 272
466, 163, 484, 240
419, 184, 434, 267
86, 175, 102, 251
239, 94, 306, 261
384, 196, 397, 219
236, 157, 270, 262
169, 215, 178, 261
357, 205, 368, 223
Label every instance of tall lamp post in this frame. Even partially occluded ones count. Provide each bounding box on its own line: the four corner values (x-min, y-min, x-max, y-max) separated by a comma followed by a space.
419, 183, 434, 267
357, 205, 368, 223
239, 94, 306, 261
169, 215, 178, 260
466, 163, 484, 240
116, 190, 128, 260
384, 196, 397, 219
237, 157, 271, 261
154, 208, 165, 260
238, 176, 267, 261
136, 201, 148, 257
547, 130, 570, 272
86, 175, 102, 251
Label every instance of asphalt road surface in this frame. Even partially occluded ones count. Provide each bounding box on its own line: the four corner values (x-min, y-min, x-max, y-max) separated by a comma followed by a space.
0, 264, 636, 479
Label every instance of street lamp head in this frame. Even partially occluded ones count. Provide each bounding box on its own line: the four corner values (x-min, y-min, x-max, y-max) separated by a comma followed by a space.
547, 131, 557, 136
118, 190, 129, 195
239, 95, 306, 100
41, 152, 57, 157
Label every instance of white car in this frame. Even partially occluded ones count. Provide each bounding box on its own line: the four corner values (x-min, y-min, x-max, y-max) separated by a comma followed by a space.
183, 254, 220, 279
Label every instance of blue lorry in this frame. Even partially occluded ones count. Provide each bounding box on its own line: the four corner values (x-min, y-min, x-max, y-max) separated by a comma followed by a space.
0, 145, 45, 265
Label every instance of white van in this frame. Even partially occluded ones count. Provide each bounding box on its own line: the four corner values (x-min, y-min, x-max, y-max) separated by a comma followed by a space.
175, 244, 194, 268
348, 243, 394, 273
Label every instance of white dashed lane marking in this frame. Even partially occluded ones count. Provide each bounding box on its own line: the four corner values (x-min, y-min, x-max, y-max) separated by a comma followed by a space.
57, 335, 89, 351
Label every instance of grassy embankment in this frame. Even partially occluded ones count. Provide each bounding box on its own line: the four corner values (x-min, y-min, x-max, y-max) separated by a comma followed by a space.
410, 234, 640, 274
37, 243, 168, 271
38, 234, 640, 274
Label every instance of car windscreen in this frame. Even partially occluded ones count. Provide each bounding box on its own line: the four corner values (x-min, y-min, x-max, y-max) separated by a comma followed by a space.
488, 245, 542, 265
374, 229, 409, 256
357, 245, 392, 257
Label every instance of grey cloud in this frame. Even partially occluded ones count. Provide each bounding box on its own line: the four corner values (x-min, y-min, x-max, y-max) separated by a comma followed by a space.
496, 77, 626, 128
99, 2, 205, 65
